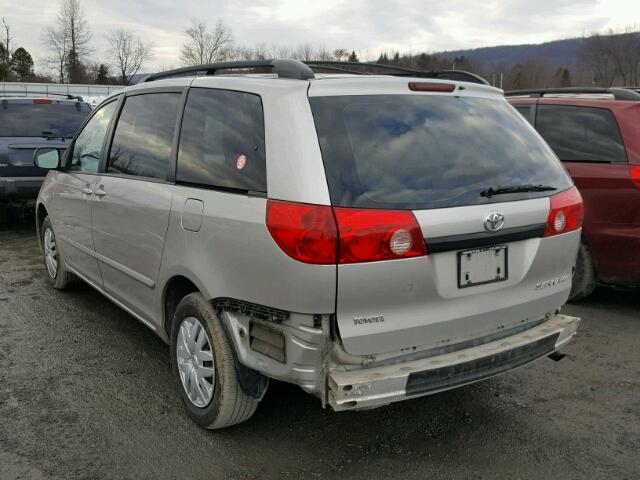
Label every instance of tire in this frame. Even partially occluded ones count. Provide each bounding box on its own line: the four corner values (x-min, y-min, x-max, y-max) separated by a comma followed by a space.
170, 292, 261, 429
569, 242, 597, 302
40, 216, 77, 290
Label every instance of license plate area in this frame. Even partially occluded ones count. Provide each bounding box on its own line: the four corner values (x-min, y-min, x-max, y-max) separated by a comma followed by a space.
457, 245, 508, 288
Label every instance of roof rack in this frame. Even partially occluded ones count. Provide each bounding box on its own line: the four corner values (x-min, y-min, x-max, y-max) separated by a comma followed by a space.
0, 90, 84, 101
144, 59, 316, 82
304, 61, 489, 85
505, 87, 640, 101
144, 58, 489, 85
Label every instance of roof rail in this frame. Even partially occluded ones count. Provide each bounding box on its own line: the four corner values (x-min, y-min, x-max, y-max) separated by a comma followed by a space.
144, 59, 315, 82
144, 58, 489, 85
0, 91, 84, 101
304, 61, 489, 85
505, 87, 640, 101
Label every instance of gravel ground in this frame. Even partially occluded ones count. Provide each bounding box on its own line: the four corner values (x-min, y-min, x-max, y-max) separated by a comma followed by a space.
0, 224, 638, 480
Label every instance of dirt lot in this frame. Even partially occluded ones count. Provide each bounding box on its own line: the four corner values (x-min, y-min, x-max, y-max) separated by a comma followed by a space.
1, 221, 639, 480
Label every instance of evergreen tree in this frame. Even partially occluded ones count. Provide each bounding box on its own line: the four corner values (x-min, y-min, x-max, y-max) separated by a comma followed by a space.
0, 42, 10, 80
96, 63, 109, 84
10, 47, 34, 80
348, 50, 359, 62
560, 68, 572, 87
377, 53, 389, 64
392, 52, 400, 65
65, 50, 88, 83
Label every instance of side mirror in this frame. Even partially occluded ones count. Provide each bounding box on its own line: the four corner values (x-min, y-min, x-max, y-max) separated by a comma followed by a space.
34, 148, 61, 170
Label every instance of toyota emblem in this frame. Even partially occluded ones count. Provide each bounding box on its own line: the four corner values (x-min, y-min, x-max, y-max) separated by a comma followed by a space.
484, 212, 505, 232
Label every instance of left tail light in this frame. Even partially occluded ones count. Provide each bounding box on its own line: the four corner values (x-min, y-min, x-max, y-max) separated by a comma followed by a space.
544, 187, 584, 237
266, 200, 427, 264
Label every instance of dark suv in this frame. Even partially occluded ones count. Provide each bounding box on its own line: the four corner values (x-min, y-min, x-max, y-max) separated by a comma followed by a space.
0, 94, 90, 201
507, 87, 640, 300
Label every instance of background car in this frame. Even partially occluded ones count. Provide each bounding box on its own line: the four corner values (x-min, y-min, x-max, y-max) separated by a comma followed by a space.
507, 87, 640, 300
0, 94, 91, 203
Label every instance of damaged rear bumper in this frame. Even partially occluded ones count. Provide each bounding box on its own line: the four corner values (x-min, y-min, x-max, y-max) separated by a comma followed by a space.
328, 313, 579, 411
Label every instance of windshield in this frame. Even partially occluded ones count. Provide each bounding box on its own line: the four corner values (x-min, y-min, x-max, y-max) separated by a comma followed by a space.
0, 101, 90, 138
309, 95, 572, 210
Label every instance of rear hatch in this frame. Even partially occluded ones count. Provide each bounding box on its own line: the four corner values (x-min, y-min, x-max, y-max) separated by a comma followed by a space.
308, 79, 581, 356
0, 98, 89, 177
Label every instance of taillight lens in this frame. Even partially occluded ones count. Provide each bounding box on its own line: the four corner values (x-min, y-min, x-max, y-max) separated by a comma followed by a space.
266, 200, 427, 264
266, 200, 337, 264
544, 187, 584, 237
334, 208, 426, 264
33, 99, 52, 104
630, 166, 640, 189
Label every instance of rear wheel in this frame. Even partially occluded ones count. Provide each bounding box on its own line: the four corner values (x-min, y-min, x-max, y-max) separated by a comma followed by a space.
170, 293, 262, 429
41, 216, 77, 290
569, 242, 597, 302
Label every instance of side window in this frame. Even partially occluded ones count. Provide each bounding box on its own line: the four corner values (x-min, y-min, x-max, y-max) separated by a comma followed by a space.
177, 88, 266, 192
514, 105, 533, 125
536, 105, 627, 163
107, 93, 181, 180
69, 101, 118, 173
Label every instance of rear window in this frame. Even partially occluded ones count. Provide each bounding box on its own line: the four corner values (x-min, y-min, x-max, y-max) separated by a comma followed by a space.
0, 101, 90, 137
535, 105, 627, 163
310, 95, 571, 210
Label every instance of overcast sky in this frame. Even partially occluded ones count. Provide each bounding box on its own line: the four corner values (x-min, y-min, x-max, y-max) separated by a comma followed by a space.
3, 0, 639, 73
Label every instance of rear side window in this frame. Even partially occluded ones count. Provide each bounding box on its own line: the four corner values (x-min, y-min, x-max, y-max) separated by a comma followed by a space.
310, 95, 571, 210
108, 93, 181, 180
0, 101, 90, 137
177, 88, 266, 192
536, 105, 627, 163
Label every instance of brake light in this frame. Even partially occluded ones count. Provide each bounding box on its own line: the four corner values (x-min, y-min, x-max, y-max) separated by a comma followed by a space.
266, 200, 427, 264
408, 82, 456, 93
33, 99, 52, 104
266, 200, 337, 264
334, 208, 426, 263
544, 187, 584, 237
630, 166, 640, 189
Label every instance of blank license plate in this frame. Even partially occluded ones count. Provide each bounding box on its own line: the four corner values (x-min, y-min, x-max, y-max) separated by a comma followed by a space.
457, 245, 508, 288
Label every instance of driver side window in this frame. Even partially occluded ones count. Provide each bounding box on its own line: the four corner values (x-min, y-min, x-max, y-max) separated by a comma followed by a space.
69, 100, 118, 173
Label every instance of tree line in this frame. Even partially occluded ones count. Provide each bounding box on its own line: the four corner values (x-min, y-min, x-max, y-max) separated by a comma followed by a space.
1, 1, 639, 90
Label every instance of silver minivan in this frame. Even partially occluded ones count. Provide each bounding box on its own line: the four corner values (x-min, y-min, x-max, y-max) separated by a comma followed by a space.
34, 60, 582, 429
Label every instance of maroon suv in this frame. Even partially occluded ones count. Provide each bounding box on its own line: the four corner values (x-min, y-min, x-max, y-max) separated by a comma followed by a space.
507, 87, 640, 300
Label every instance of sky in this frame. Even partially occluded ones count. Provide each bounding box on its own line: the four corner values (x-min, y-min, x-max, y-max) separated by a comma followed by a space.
2, 0, 640, 74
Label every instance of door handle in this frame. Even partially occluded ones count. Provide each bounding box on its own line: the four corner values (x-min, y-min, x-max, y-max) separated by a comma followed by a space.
82, 187, 93, 195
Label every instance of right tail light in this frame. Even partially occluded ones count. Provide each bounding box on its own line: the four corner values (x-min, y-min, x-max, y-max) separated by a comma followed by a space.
630, 166, 640, 189
544, 187, 584, 237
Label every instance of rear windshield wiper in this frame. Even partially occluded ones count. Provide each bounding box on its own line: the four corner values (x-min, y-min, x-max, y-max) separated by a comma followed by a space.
480, 184, 557, 198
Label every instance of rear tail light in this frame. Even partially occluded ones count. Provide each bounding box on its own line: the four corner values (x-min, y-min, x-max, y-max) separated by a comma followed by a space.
544, 187, 584, 237
334, 208, 426, 263
408, 82, 456, 92
266, 200, 337, 264
266, 200, 427, 264
33, 99, 52, 104
630, 166, 640, 189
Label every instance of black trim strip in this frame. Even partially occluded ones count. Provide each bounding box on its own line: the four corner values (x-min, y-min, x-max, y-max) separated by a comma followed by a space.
405, 333, 559, 396
426, 223, 546, 254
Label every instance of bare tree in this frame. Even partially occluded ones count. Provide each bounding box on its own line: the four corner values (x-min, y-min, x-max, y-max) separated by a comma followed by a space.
1, 17, 12, 81
43, 26, 68, 83
180, 20, 232, 66
42, 0, 92, 83
106, 29, 154, 84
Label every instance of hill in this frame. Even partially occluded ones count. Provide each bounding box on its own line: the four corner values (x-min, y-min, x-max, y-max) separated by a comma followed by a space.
436, 37, 584, 70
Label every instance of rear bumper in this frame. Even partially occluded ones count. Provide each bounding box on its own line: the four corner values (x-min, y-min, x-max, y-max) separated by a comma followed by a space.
328, 313, 579, 411
0, 176, 44, 199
